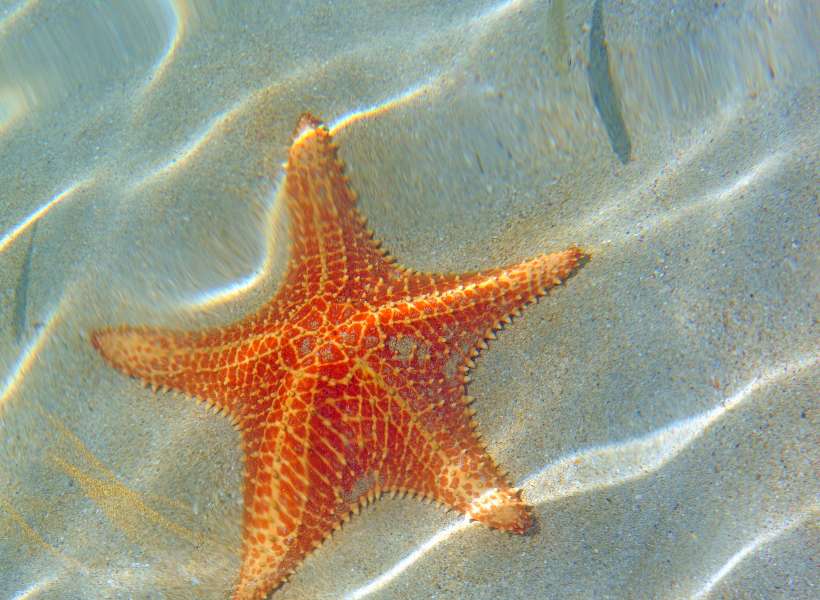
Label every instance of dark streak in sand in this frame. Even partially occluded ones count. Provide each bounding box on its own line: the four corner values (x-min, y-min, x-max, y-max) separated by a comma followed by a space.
587, 0, 632, 164
13, 222, 37, 342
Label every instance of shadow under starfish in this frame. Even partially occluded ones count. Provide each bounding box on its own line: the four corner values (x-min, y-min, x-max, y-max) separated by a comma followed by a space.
91, 113, 588, 599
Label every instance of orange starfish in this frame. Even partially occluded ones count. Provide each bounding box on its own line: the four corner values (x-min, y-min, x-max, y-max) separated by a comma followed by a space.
91, 114, 586, 599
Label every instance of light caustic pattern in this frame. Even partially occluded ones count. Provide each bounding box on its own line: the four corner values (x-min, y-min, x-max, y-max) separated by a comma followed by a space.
0, 0, 493, 311
0, 298, 68, 414
345, 353, 818, 599
0, 179, 92, 255
0, 15, 509, 599
690, 508, 816, 599
0, 1, 814, 598
91, 114, 586, 599
1, 402, 239, 594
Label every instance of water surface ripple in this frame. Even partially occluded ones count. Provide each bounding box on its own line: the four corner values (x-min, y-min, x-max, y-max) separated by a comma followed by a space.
0, 1, 817, 598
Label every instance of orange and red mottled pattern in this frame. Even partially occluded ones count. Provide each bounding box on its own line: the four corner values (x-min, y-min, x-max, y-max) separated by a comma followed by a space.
91, 113, 586, 600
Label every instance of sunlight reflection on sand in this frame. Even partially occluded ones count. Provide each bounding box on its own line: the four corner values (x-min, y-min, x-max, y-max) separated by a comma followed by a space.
343, 353, 818, 599
690, 508, 816, 599
0, 0, 815, 598
0, 179, 93, 254
136, 0, 187, 97
0, 297, 69, 415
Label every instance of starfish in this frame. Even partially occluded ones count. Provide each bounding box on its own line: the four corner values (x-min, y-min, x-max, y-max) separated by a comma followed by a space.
91, 114, 586, 599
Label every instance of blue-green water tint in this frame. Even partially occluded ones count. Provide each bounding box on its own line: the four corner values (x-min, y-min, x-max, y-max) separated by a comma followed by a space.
0, 1, 817, 598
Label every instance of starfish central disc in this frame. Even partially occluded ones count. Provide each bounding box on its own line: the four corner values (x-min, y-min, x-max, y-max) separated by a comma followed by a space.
91, 114, 586, 599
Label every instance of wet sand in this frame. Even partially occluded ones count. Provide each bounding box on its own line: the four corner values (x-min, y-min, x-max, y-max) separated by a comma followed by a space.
0, 1, 817, 598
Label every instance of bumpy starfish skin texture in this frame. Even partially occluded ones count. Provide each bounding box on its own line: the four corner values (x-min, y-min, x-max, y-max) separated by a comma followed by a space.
91, 114, 586, 599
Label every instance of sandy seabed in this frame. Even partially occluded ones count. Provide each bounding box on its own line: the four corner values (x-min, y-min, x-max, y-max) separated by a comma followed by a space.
0, 1, 817, 599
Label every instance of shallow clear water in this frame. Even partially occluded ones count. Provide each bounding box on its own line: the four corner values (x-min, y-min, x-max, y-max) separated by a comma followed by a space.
0, 1, 817, 598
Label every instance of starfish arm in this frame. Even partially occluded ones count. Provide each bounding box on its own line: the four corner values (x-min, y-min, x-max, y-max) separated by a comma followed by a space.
315, 346, 533, 531
234, 356, 525, 597
234, 416, 319, 599
91, 325, 282, 420
359, 247, 585, 530
368, 249, 584, 437
429, 247, 583, 321
277, 114, 397, 306
378, 247, 585, 361
362, 326, 539, 532
234, 378, 379, 599
377, 382, 533, 532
